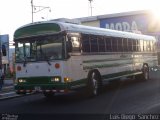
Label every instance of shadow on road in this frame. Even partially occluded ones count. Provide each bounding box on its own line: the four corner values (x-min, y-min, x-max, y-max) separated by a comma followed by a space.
32, 77, 147, 105
17, 71, 159, 108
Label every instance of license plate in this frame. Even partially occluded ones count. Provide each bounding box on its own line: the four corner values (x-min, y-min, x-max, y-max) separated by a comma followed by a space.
34, 86, 41, 91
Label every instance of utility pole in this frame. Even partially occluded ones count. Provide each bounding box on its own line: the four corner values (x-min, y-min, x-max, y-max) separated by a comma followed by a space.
88, 0, 93, 16
31, 0, 51, 23
31, 0, 34, 23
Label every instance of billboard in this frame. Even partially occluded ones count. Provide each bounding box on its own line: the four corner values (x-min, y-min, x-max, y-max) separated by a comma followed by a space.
100, 14, 149, 34
99, 13, 160, 49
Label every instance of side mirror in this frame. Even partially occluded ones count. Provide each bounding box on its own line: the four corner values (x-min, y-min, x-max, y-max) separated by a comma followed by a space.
66, 40, 72, 53
2, 45, 6, 56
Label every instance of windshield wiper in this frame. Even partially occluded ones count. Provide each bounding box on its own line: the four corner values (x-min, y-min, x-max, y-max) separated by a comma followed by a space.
45, 57, 51, 66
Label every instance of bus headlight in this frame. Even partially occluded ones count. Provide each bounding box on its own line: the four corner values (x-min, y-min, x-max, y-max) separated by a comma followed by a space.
18, 79, 26, 83
64, 77, 72, 83
51, 77, 61, 82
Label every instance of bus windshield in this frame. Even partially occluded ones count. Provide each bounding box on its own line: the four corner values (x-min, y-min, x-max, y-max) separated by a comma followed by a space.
15, 34, 64, 62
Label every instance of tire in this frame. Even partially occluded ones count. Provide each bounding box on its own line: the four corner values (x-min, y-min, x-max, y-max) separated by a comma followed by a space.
87, 70, 102, 97
142, 64, 149, 80
136, 64, 149, 81
43, 92, 55, 99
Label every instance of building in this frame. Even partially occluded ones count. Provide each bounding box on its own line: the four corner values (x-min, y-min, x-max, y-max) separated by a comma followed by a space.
0, 34, 9, 74
74, 10, 160, 49
50, 10, 160, 64
75, 10, 160, 64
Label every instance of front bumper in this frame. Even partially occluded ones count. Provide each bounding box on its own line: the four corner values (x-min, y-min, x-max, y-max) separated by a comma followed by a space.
15, 83, 71, 94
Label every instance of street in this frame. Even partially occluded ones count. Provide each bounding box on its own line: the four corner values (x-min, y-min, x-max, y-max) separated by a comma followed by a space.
0, 71, 160, 119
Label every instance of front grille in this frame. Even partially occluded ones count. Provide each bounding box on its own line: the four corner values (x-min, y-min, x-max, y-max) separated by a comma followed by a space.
25, 77, 51, 84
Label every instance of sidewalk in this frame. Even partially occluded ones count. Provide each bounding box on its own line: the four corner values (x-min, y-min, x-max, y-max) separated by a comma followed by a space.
0, 79, 19, 100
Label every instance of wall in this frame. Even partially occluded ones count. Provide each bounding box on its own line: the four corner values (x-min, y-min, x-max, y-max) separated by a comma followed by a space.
100, 14, 149, 34
81, 20, 100, 27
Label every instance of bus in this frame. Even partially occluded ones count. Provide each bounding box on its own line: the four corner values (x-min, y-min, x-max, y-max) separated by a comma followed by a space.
14, 21, 157, 97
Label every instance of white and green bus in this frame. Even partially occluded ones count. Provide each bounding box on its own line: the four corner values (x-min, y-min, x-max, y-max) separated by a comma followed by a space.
14, 21, 157, 97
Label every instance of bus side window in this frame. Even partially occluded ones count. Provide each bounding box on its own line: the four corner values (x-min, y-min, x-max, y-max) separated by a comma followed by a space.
66, 39, 72, 53
153, 41, 156, 51
105, 37, 112, 52
143, 40, 147, 51
118, 38, 123, 52
150, 41, 153, 51
82, 34, 90, 52
140, 40, 144, 52
90, 35, 98, 52
146, 41, 150, 52
133, 40, 137, 52
70, 37, 80, 52
123, 38, 128, 52
128, 39, 133, 52
112, 37, 118, 52
98, 36, 105, 52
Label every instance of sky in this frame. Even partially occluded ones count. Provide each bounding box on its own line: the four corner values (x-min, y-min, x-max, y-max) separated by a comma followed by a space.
0, 0, 160, 41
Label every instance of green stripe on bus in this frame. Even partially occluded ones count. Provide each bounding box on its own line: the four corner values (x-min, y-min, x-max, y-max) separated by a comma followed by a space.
83, 58, 132, 63
15, 78, 87, 90
102, 71, 142, 81
69, 79, 87, 86
17, 77, 54, 84
83, 62, 133, 70
14, 23, 61, 39
15, 70, 143, 91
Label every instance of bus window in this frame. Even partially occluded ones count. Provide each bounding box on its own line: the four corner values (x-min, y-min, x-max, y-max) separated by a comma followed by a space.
90, 35, 98, 52
98, 36, 105, 52
133, 40, 137, 52
128, 39, 133, 52
70, 37, 80, 52
112, 37, 118, 52
137, 40, 140, 52
36, 35, 63, 60
143, 40, 147, 51
150, 41, 153, 51
25, 43, 30, 57
140, 40, 144, 52
153, 41, 156, 51
146, 41, 151, 51
118, 38, 123, 52
66, 40, 72, 53
15, 43, 24, 61
123, 38, 128, 52
82, 34, 90, 52
105, 37, 112, 52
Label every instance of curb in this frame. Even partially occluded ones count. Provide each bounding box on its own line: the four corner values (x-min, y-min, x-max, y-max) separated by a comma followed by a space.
1, 86, 14, 92
0, 91, 21, 100
0, 91, 35, 101
0, 86, 14, 95
0, 85, 20, 100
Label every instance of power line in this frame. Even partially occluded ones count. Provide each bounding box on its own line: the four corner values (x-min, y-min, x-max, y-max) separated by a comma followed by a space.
31, 0, 51, 23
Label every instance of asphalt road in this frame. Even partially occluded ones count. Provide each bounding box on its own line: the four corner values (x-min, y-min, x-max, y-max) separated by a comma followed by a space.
0, 71, 160, 119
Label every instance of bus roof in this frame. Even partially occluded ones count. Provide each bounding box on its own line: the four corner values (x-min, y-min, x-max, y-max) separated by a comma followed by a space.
14, 21, 155, 41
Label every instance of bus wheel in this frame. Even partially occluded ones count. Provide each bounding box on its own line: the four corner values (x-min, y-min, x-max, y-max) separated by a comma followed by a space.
87, 71, 102, 97
43, 92, 55, 99
136, 64, 149, 81
142, 64, 149, 80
